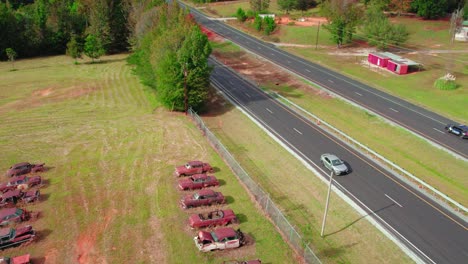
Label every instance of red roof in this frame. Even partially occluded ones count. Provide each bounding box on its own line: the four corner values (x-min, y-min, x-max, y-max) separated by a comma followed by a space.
191, 174, 208, 180
213, 227, 237, 241
0, 208, 18, 219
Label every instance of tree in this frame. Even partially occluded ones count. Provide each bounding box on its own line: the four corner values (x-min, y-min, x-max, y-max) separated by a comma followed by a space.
84, 34, 105, 62
362, 4, 409, 50
296, 0, 316, 14
322, 0, 363, 48
66, 34, 82, 64
250, 0, 270, 13
264, 16, 276, 35
236, 8, 247, 22
278, 0, 297, 14
411, 0, 447, 19
5, 48, 17, 69
254, 15, 263, 31
389, 0, 412, 15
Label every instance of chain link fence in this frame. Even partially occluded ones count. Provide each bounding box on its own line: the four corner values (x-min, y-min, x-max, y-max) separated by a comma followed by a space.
189, 108, 322, 264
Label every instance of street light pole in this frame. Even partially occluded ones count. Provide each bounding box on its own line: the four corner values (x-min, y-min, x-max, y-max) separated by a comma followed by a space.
321, 171, 334, 237
183, 64, 188, 115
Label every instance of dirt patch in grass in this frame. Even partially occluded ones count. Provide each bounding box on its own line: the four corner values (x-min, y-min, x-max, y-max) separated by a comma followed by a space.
76, 209, 118, 264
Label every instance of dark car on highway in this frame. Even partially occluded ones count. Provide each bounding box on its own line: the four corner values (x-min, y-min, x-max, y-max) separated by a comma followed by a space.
445, 124, 468, 139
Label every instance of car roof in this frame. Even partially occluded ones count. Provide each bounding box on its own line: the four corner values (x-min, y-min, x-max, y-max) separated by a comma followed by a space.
322, 153, 340, 160
0, 228, 13, 238
197, 189, 216, 196
456, 125, 468, 130
191, 174, 208, 180
11, 162, 30, 168
213, 227, 237, 240
9, 175, 27, 182
0, 208, 19, 218
187, 161, 203, 166
2, 190, 22, 199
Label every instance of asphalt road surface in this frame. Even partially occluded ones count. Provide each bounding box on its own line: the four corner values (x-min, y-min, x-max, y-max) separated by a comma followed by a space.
208, 58, 468, 264
184, 4, 468, 160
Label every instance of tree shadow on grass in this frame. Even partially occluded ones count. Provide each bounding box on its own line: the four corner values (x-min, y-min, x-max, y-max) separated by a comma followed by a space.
236, 213, 248, 224
225, 195, 235, 204
316, 242, 359, 259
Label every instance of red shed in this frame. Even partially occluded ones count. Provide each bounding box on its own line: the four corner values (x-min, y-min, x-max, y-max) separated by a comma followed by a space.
387, 60, 408, 75
368, 53, 390, 67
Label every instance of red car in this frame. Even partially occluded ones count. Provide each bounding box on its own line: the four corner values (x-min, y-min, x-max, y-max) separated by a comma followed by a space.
180, 189, 225, 209
0, 190, 40, 208
0, 254, 31, 264
0, 226, 35, 250
0, 208, 31, 227
174, 161, 213, 177
189, 209, 237, 228
0, 175, 42, 193
5, 162, 45, 177
178, 174, 219, 190
194, 227, 245, 252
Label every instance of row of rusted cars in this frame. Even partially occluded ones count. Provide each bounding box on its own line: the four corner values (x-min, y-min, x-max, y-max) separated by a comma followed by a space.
174, 160, 261, 264
0, 162, 47, 264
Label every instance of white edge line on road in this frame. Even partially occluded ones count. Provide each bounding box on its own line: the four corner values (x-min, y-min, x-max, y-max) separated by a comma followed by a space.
355, 92, 363, 96
390, 108, 399, 113
328, 79, 334, 83
208, 60, 433, 264
266, 108, 273, 114
306, 69, 311, 72
207, 17, 447, 126
433, 128, 445, 134
293, 128, 303, 135
385, 194, 403, 208
244, 93, 251, 98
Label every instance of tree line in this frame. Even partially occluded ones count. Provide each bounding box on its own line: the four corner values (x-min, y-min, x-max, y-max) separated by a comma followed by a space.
0, 0, 129, 60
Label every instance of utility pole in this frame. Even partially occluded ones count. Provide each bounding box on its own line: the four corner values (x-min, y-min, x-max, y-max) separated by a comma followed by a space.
321, 171, 334, 237
184, 64, 188, 115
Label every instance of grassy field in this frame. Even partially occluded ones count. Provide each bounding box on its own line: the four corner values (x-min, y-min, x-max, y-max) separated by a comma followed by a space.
0, 54, 296, 263
201, 1, 468, 122
211, 41, 467, 208
202, 92, 414, 264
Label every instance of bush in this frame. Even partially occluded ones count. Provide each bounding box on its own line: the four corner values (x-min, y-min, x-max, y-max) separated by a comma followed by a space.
246, 10, 257, 19
236, 8, 247, 22
254, 15, 263, 31
434, 73, 458, 90
264, 16, 276, 35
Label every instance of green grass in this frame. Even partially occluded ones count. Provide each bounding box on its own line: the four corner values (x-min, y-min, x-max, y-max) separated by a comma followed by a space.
197, 1, 468, 122
202, 93, 414, 264
0, 54, 295, 263
211, 41, 467, 208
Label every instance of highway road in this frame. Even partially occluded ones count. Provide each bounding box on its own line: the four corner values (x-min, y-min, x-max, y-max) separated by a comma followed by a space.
208, 58, 468, 264
183, 4, 468, 160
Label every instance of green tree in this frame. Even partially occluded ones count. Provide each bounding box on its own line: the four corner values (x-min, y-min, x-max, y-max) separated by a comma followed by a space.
5, 48, 17, 69
363, 4, 409, 49
411, 0, 447, 19
84, 34, 105, 62
322, 0, 363, 48
264, 16, 276, 35
278, 0, 297, 14
66, 34, 82, 64
296, 0, 317, 14
250, 0, 270, 13
254, 15, 263, 31
236, 7, 247, 22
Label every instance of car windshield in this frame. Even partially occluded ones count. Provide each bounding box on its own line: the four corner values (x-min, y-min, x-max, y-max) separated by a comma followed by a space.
193, 193, 200, 199
211, 232, 219, 242
332, 159, 343, 166
15, 209, 23, 216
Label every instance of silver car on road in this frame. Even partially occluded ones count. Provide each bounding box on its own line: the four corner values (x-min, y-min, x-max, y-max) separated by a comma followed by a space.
320, 153, 349, 175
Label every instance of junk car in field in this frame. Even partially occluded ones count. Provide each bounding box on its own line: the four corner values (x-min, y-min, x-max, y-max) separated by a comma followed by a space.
193, 227, 245, 252
189, 209, 237, 228
0, 226, 35, 250
180, 189, 225, 209
175, 161, 214, 177
178, 174, 219, 191
5, 162, 45, 178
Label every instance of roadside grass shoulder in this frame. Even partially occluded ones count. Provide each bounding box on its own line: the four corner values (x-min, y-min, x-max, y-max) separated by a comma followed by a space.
198, 1, 468, 121
0, 54, 295, 263
211, 41, 467, 208
202, 93, 414, 264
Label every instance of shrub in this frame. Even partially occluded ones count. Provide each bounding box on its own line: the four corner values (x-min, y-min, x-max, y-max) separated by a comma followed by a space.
254, 15, 263, 31
236, 8, 247, 22
264, 16, 276, 35
434, 73, 458, 90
